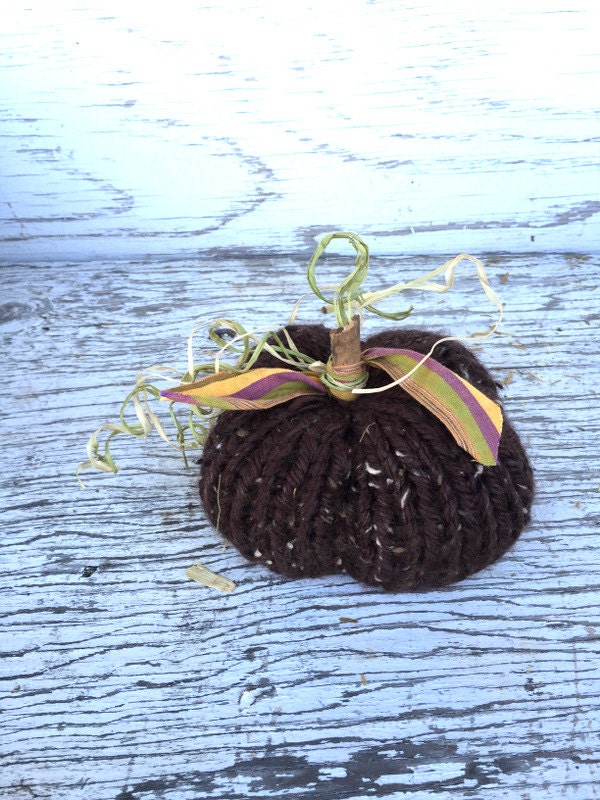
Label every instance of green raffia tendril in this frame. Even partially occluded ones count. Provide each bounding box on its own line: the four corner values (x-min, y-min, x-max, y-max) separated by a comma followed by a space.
306, 231, 414, 328
309, 232, 503, 348
76, 375, 214, 486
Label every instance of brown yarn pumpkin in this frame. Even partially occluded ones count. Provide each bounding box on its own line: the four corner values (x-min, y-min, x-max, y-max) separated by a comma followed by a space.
199, 325, 534, 591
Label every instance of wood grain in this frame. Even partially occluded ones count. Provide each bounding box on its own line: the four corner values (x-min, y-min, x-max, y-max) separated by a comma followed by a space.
1, 1, 599, 262
1, 252, 599, 799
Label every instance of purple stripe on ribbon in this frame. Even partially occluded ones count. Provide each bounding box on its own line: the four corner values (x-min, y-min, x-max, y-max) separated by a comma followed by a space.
160, 390, 199, 405
229, 371, 327, 401
363, 347, 499, 457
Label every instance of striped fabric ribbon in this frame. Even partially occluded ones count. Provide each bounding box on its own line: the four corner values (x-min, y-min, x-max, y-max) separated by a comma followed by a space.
362, 348, 502, 466
162, 367, 326, 410
161, 350, 502, 466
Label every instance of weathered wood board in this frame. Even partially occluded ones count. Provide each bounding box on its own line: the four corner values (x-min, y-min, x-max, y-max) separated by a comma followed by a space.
1, 1, 600, 797
1, 252, 599, 799
1, 1, 599, 261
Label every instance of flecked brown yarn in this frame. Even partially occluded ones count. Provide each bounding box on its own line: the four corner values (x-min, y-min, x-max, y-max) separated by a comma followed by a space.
199, 325, 534, 591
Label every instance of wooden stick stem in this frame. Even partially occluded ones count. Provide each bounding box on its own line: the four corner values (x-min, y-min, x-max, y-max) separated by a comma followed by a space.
330, 315, 362, 371
328, 316, 367, 401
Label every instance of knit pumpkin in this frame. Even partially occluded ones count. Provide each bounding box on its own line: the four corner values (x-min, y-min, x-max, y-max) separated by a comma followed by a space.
198, 324, 533, 591
80, 232, 534, 591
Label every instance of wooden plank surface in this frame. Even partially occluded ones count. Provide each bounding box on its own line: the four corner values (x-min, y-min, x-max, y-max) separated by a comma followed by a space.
1, 251, 599, 799
1, 1, 599, 797
1, 1, 599, 262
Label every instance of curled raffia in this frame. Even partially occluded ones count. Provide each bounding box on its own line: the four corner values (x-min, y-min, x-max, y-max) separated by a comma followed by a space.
76, 320, 324, 485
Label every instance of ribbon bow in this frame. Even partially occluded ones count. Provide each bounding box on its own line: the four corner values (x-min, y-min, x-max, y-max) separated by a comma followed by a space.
78, 231, 506, 484
161, 232, 505, 467
160, 342, 503, 466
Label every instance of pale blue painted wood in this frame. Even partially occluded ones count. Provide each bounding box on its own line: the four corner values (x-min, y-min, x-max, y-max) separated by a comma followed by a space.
1, 1, 599, 262
1, 3, 599, 798
1, 252, 599, 799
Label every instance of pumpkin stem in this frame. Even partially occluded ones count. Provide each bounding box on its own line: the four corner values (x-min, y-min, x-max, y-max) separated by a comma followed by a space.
325, 315, 368, 402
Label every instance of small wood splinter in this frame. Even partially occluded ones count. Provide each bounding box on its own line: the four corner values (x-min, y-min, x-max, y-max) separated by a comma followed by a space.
185, 562, 236, 593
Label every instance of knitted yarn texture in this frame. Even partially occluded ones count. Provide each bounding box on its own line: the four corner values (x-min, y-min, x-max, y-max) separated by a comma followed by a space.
199, 325, 534, 591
